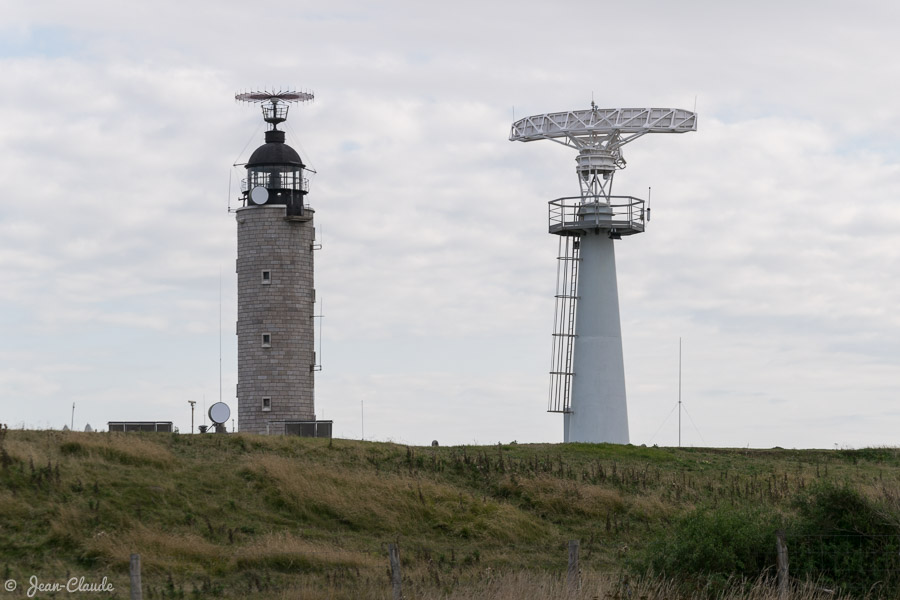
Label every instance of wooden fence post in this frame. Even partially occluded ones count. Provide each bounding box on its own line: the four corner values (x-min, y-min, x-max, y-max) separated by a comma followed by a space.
776, 530, 789, 600
388, 543, 402, 600
567, 539, 580, 593
129, 553, 142, 600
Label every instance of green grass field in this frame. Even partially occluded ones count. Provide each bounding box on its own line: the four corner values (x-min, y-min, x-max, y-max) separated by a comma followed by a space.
2, 427, 899, 598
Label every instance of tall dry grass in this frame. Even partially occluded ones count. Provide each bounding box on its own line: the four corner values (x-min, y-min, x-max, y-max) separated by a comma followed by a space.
260, 570, 863, 600
5, 430, 175, 468
57, 431, 175, 467
244, 455, 551, 543
3, 430, 899, 598
83, 523, 223, 572
234, 532, 381, 571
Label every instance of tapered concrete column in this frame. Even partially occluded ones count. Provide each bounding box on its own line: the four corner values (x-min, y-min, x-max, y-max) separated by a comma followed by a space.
564, 231, 629, 443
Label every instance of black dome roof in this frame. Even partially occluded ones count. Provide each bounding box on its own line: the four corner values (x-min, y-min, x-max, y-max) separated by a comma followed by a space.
246, 129, 304, 168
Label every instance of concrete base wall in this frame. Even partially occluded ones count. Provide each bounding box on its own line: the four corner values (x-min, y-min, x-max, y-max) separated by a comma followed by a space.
236, 204, 316, 434
565, 232, 630, 444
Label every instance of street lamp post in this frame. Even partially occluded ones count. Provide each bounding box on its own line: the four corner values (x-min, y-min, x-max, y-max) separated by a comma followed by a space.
188, 400, 196, 434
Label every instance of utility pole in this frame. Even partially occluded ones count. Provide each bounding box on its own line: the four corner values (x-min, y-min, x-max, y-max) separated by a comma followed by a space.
188, 400, 196, 434
71, 402, 75, 430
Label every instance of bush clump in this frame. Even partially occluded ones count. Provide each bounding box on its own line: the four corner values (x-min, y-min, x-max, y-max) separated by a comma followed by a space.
637, 483, 900, 598
789, 482, 900, 596
637, 504, 781, 589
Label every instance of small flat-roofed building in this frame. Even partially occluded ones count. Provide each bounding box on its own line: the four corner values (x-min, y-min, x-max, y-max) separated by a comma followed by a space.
283, 420, 333, 438
107, 421, 173, 433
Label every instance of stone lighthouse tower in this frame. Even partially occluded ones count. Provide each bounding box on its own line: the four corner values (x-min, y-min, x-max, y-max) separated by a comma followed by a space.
234, 90, 328, 437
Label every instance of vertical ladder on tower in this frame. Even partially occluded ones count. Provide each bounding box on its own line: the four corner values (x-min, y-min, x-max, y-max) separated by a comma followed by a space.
549, 235, 580, 413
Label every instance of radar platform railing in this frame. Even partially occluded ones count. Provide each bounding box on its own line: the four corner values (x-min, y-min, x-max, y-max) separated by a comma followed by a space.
548, 196, 646, 236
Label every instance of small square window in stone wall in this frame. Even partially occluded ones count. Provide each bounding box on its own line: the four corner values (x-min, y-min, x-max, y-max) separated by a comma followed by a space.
262, 333, 271, 348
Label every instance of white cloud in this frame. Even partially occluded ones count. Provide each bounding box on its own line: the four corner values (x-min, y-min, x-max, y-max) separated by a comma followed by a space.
1, 0, 898, 447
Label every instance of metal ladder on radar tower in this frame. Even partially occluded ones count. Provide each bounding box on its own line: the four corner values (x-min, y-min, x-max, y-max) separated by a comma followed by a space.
549, 235, 580, 413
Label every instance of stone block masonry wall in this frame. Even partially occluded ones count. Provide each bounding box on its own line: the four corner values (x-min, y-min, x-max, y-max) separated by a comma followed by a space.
236, 204, 316, 434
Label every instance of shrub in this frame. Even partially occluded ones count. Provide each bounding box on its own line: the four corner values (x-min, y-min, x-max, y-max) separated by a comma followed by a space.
788, 482, 900, 596
636, 504, 781, 592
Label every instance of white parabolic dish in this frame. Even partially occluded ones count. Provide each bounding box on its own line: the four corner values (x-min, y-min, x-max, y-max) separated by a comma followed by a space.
250, 186, 269, 204
208, 402, 231, 425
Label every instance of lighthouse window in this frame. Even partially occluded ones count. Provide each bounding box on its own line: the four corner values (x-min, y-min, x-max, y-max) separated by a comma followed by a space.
261, 270, 271, 284
262, 397, 272, 412
261, 333, 271, 348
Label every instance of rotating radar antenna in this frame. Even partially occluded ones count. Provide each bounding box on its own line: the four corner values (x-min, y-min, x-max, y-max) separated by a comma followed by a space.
510, 104, 696, 202
235, 88, 314, 129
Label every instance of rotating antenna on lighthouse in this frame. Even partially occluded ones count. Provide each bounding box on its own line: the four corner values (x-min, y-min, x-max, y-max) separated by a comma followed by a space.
233, 89, 315, 206
235, 89, 314, 105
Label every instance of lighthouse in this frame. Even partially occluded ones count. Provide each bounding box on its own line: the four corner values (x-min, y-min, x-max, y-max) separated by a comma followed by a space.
234, 90, 329, 437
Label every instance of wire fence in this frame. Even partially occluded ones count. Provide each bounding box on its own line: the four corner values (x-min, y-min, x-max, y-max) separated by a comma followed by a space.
123, 533, 900, 599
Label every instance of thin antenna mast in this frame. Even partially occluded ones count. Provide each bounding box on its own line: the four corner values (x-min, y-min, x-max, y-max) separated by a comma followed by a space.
678, 337, 682, 448
219, 269, 223, 404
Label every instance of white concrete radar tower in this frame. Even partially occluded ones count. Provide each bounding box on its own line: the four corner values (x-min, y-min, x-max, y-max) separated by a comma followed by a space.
510, 105, 696, 443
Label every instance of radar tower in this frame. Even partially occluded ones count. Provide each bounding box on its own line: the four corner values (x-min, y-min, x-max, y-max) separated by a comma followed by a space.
510, 105, 697, 443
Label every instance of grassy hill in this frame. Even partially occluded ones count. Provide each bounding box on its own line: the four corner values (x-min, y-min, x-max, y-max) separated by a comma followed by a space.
2, 428, 900, 599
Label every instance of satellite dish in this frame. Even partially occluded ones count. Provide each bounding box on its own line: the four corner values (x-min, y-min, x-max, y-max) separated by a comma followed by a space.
208, 402, 231, 425
250, 186, 269, 205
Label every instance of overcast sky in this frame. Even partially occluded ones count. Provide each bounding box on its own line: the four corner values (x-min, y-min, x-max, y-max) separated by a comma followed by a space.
1, 0, 898, 448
